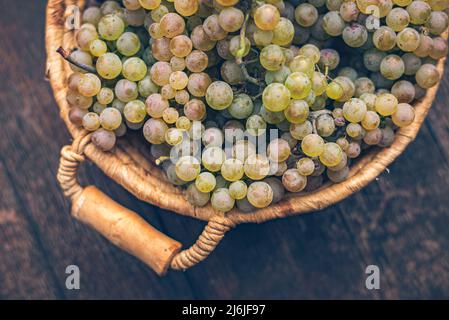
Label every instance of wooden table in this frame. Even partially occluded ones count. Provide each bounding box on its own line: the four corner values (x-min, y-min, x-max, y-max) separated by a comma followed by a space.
1, 1, 449, 300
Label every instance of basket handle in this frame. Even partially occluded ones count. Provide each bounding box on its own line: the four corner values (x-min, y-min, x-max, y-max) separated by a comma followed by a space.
57, 134, 235, 275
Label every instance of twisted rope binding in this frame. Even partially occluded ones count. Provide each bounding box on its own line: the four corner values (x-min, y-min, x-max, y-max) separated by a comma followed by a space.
170, 215, 236, 270
57, 132, 92, 201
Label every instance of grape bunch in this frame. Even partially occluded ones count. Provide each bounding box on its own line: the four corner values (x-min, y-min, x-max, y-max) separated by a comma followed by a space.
63, 0, 448, 212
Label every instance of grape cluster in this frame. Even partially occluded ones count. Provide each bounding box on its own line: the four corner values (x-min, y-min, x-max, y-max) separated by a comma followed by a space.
64, 0, 448, 212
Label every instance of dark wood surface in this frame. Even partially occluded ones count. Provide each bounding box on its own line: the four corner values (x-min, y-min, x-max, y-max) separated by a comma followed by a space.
1, 0, 449, 300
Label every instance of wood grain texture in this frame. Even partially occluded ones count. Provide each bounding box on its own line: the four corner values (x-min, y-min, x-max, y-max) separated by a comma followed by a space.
0, 0, 448, 299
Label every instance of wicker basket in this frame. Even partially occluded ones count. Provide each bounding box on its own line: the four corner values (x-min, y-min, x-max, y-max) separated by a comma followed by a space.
46, 0, 446, 275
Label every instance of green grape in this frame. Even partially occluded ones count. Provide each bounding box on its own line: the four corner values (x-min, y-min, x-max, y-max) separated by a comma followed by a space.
426, 0, 449, 10
176, 116, 192, 130
82, 112, 101, 131
354, 77, 375, 97
312, 71, 328, 95
262, 83, 291, 112
360, 93, 377, 111
265, 66, 291, 84
363, 128, 383, 145
319, 142, 343, 167
289, 55, 314, 78
290, 121, 313, 140
76, 25, 98, 52
139, 0, 161, 10
100, 107, 122, 131
229, 181, 248, 200
393, 0, 412, 6
254, 4, 281, 31
298, 44, 321, 64
98, 14, 125, 41
328, 151, 348, 171
425, 11, 449, 35
295, 3, 318, 27
150, 4, 168, 22
375, 93, 398, 116
203, 14, 228, 41
342, 23, 368, 48
386, 7, 410, 31
168, 71, 188, 90
202, 146, 226, 172
211, 188, 235, 212
318, 48, 340, 71
218, 7, 244, 32
322, 11, 346, 36
267, 138, 291, 163
229, 35, 251, 58
327, 166, 349, 183
122, 57, 147, 82
284, 72, 312, 100
361, 110, 381, 130
396, 28, 420, 52
254, 29, 274, 47
93, 102, 107, 114
206, 81, 233, 110
296, 157, 315, 176
196, 172, 217, 193
89, 39, 107, 57
260, 44, 286, 71
175, 156, 201, 182
316, 114, 336, 137
363, 48, 387, 72
186, 184, 210, 207
97, 87, 114, 105
96, 53, 122, 79
232, 140, 257, 162
116, 32, 140, 57
221, 61, 244, 85
82, 7, 101, 26
284, 99, 309, 124
78, 73, 101, 97
282, 169, 307, 192
162, 107, 179, 125
430, 37, 449, 60
138, 76, 159, 98
326, 81, 344, 100
91, 128, 116, 151
244, 154, 271, 180
145, 93, 169, 118
221, 158, 245, 182
165, 128, 184, 146
380, 55, 405, 80
407, 1, 431, 25
260, 105, 285, 125
228, 94, 254, 120
339, 1, 359, 22
391, 80, 415, 103
150, 61, 172, 86
124, 100, 146, 123
245, 114, 266, 136
246, 182, 273, 208
334, 76, 355, 102
415, 64, 440, 88
301, 134, 325, 157
272, 17, 294, 46
346, 123, 364, 139
392, 103, 415, 127
115, 79, 138, 102
372, 26, 396, 51
202, 127, 224, 148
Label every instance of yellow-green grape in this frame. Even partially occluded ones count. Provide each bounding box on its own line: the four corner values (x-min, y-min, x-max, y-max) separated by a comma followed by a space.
145, 93, 169, 118
151, 4, 169, 22
174, 0, 199, 17
375, 93, 398, 116
93, 102, 107, 114
322, 11, 346, 36
138, 76, 159, 98
415, 64, 440, 88
160, 12, 185, 38
82, 112, 101, 131
262, 83, 291, 112
301, 134, 325, 157
267, 138, 291, 163
296, 157, 315, 176
386, 8, 410, 32
228, 94, 254, 120
244, 154, 271, 180
361, 110, 381, 130
229, 181, 247, 200
122, 57, 147, 82
254, 4, 281, 31
373, 26, 397, 51
265, 66, 291, 85
91, 128, 116, 151
150, 61, 173, 86
326, 81, 344, 100
206, 81, 233, 110
175, 90, 190, 105
196, 172, 217, 193
186, 183, 210, 207
97, 87, 114, 105
396, 28, 420, 52
89, 39, 107, 57
184, 99, 206, 121
346, 123, 363, 139
360, 93, 377, 111
282, 169, 307, 193
185, 50, 209, 73
148, 23, 163, 39
229, 35, 251, 58
117, 32, 141, 56
392, 103, 415, 127
202, 146, 226, 172
78, 73, 101, 97
211, 188, 235, 212
143, 118, 168, 144
319, 143, 343, 167
169, 71, 189, 90
364, 128, 383, 145
334, 76, 355, 102
254, 29, 274, 47
247, 182, 273, 208
285, 72, 312, 100
312, 71, 328, 96
161, 84, 176, 100
176, 116, 191, 130
343, 98, 367, 123
289, 55, 314, 78
96, 53, 122, 79
260, 44, 286, 71
299, 44, 321, 64
139, 0, 161, 10
221, 158, 244, 182
115, 79, 139, 103
124, 100, 146, 123
407, 1, 431, 25
290, 121, 313, 140
356, 0, 379, 14
232, 140, 257, 162
170, 35, 193, 58
295, 3, 318, 27
171, 56, 186, 72
76, 26, 98, 51
393, 0, 412, 6
165, 128, 184, 146
175, 156, 201, 182
284, 99, 309, 124
218, 7, 244, 32
426, 0, 449, 10
162, 107, 179, 124
98, 14, 125, 41
203, 14, 228, 41
272, 17, 294, 46
100, 107, 122, 130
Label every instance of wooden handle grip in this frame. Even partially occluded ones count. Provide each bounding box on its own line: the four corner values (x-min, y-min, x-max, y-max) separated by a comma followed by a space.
71, 186, 182, 276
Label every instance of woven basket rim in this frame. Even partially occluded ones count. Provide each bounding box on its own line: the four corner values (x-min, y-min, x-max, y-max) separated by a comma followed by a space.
45, 0, 446, 224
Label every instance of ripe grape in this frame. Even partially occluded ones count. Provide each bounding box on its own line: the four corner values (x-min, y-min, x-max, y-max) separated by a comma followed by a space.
150, 61, 172, 86
386, 7, 410, 31
100, 107, 122, 131
186, 183, 210, 207
221, 61, 244, 85
206, 81, 233, 110
196, 172, 217, 193
91, 128, 116, 151
396, 27, 420, 52
295, 3, 319, 27
260, 44, 286, 71
392, 103, 415, 127
211, 188, 235, 212
372, 26, 396, 51
380, 55, 405, 80
301, 134, 325, 157
425, 11, 449, 35
375, 93, 398, 116
185, 50, 209, 72
316, 114, 336, 137
363, 128, 383, 145
327, 166, 349, 183
254, 4, 281, 31
159, 13, 185, 38
78, 73, 101, 97
169, 35, 193, 58
290, 121, 313, 140
187, 72, 212, 97
139, 0, 161, 10
289, 55, 314, 77
218, 7, 244, 32
247, 182, 273, 208
221, 158, 244, 182
407, 1, 431, 25
319, 142, 343, 167
202, 146, 226, 172
244, 154, 271, 180
415, 64, 440, 88
263, 83, 291, 112
191, 25, 216, 51
98, 14, 125, 41
282, 169, 307, 193
319, 48, 340, 71
272, 17, 295, 46
96, 53, 122, 79
89, 39, 107, 57
115, 79, 139, 102
340, 1, 360, 22
145, 93, 169, 118
391, 80, 415, 103
430, 37, 449, 60
117, 32, 141, 56
163, 107, 180, 124
285, 72, 312, 100
284, 99, 309, 124
322, 11, 346, 36
228, 94, 254, 120
82, 112, 101, 131
326, 81, 344, 100
123, 100, 146, 124
342, 23, 368, 48
122, 57, 147, 82
203, 14, 228, 41
361, 110, 381, 130
184, 99, 206, 121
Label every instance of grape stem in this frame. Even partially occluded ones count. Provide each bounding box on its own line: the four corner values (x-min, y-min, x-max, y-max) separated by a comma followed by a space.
56, 47, 97, 74
155, 156, 170, 166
